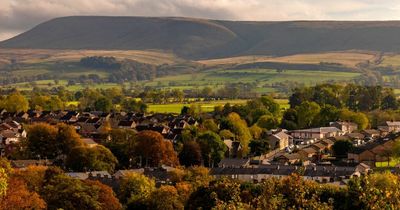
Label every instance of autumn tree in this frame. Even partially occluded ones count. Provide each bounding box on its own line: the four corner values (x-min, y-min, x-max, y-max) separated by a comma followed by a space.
26, 123, 58, 159
134, 130, 179, 167
347, 173, 400, 209
56, 123, 84, 155
85, 180, 122, 210
148, 185, 184, 210
26, 123, 84, 159
0, 178, 46, 210
106, 128, 137, 168
179, 141, 202, 167
12, 166, 47, 192
0, 167, 7, 198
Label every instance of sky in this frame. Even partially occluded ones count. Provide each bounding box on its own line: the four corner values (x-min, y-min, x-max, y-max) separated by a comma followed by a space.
1, 0, 400, 41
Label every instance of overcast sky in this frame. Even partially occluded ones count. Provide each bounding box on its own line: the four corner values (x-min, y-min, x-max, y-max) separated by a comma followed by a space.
1, 0, 400, 41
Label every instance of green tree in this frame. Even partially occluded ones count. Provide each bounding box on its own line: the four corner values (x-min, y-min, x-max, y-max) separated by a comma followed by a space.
312, 104, 339, 127
281, 108, 298, 130
94, 97, 113, 112
65, 145, 118, 172
249, 139, 270, 156
119, 173, 155, 205
332, 140, 354, 158
296, 101, 321, 129
42, 174, 103, 210
257, 114, 279, 129
339, 109, 369, 130
226, 113, 252, 155
202, 119, 219, 133
197, 131, 226, 167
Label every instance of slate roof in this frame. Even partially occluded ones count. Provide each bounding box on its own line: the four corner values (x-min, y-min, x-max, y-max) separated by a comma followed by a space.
210, 165, 363, 178
293, 127, 341, 133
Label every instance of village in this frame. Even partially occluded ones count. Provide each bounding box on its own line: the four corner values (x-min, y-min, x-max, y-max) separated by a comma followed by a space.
1, 107, 399, 188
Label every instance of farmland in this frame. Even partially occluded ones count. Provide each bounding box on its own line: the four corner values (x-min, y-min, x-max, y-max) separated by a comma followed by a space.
198, 51, 376, 68
1, 48, 399, 97
140, 68, 361, 93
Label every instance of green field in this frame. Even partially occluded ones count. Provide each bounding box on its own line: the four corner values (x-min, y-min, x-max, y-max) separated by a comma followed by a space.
375, 160, 400, 168
4, 68, 360, 94
139, 68, 360, 94
147, 99, 289, 113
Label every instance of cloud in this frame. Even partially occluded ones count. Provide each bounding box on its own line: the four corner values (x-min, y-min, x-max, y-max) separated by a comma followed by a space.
1, 0, 400, 41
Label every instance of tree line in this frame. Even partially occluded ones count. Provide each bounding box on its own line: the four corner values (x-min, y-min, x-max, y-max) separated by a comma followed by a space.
2, 159, 400, 209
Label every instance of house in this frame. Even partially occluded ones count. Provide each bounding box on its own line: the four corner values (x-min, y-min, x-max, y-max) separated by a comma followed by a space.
330, 121, 358, 134
320, 139, 334, 149
310, 142, 327, 152
386, 121, 400, 133
81, 138, 98, 148
66, 171, 111, 180
291, 127, 342, 140
224, 139, 242, 158
150, 124, 170, 135
348, 139, 397, 165
218, 158, 250, 168
345, 132, 365, 140
267, 131, 291, 150
361, 129, 380, 139
10, 159, 53, 169
210, 164, 369, 183
298, 147, 318, 159
276, 153, 302, 164
118, 120, 136, 129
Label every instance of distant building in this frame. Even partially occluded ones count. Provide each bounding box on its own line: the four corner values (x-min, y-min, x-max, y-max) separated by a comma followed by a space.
291, 127, 342, 140
267, 131, 291, 150
386, 121, 400, 133
330, 121, 358, 134
210, 164, 370, 183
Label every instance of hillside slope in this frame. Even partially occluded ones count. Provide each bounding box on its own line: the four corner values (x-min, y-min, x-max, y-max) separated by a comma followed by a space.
2, 16, 400, 59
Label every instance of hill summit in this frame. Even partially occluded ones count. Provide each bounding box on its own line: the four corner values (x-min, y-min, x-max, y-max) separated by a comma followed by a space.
2, 16, 400, 59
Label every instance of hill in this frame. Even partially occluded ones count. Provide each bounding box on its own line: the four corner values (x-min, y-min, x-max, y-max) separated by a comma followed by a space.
2, 16, 400, 59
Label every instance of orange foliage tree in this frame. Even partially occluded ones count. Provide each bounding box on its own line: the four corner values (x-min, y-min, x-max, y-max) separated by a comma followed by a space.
134, 130, 179, 167
0, 178, 46, 210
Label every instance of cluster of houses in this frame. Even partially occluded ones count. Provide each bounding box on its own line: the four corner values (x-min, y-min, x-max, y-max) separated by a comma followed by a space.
2, 108, 400, 184
0, 109, 199, 156
212, 121, 400, 183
